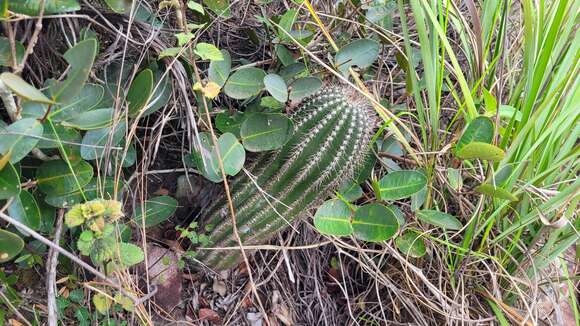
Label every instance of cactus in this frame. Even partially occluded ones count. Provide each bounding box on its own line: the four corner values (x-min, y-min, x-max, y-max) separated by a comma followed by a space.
198, 85, 374, 269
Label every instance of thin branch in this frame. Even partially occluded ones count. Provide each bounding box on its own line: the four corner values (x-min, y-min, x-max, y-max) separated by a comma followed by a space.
46, 209, 65, 326
15, 0, 47, 74
0, 207, 150, 305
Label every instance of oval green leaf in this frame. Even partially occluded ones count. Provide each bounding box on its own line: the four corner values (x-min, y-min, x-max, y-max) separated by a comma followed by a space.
455, 116, 494, 154
0, 162, 20, 200
49, 84, 104, 121
289, 77, 322, 101
456, 142, 505, 161
263, 74, 288, 102
213, 132, 245, 177
313, 199, 353, 236
80, 122, 127, 160
8, 190, 41, 232
416, 209, 463, 230
127, 69, 154, 118
337, 181, 363, 202
475, 183, 518, 201
208, 49, 231, 87
36, 160, 93, 196
0, 72, 53, 104
0, 118, 44, 163
352, 203, 399, 242
117, 242, 144, 267
224, 67, 266, 99
45, 177, 120, 208
215, 111, 244, 137
335, 39, 380, 75
61, 108, 115, 130
50, 39, 97, 103
378, 170, 427, 201
240, 113, 293, 152
396, 230, 427, 258
0, 229, 24, 263
134, 195, 178, 228
9, 0, 80, 15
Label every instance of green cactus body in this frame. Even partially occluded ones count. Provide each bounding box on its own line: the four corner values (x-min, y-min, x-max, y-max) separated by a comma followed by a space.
199, 85, 374, 269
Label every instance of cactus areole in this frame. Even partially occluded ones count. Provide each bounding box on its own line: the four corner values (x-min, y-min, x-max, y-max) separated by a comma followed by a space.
198, 85, 375, 269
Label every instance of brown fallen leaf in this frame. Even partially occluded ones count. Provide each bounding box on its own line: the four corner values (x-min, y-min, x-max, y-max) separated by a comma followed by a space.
199, 308, 222, 324
145, 245, 183, 312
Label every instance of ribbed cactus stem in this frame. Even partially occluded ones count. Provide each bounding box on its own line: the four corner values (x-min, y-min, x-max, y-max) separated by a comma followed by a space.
198, 85, 374, 269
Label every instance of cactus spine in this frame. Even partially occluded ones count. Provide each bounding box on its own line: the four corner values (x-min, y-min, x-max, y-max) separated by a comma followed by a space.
199, 86, 374, 269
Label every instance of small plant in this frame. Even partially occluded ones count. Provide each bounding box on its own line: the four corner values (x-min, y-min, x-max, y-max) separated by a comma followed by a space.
197, 86, 375, 269
65, 199, 144, 272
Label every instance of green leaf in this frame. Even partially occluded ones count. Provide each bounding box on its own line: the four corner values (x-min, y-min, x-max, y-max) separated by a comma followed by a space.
313, 199, 353, 236
104, 0, 130, 13
455, 116, 494, 154
279, 62, 307, 81
456, 142, 505, 161
0, 72, 53, 104
395, 230, 426, 258
9, 0, 80, 15
37, 124, 80, 149
352, 203, 399, 242
92, 293, 111, 315
497, 105, 522, 121
50, 39, 98, 103
117, 243, 144, 267
49, 84, 104, 121
447, 168, 463, 192
0, 118, 44, 163
142, 64, 172, 117
0, 229, 24, 263
335, 39, 380, 75
175, 32, 194, 47
378, 170, 427, 200
475, 183, 518, 201
45, 177, 120, 208
202, 0, 230, 17
61, 108, 115, 130
195, 132, 245, 182
208, 49, 231, 87
415, 210, 463, 230
337, 181, 363, 202
192, 132, 221, 182
224, 67, 266, 99
127, 69, 154, 118
240, 113, 293, 152
8, 190, 41, 231
80, 122, 126, 160
212, 132, 245, 176
288, 77, 322, 101
0, 162, 20, 200
134, 195, 178, 228
278, 9, 298, 41
194, 43, 224, 61
260, 96, 284, 110
263, 74, 288, 102
482, 88, 497, 113
158, 47, 181, 59
0, 37, 24, 67
36, 160, 93, 196
187, 1, 204, 14
275, 44, 295, 66
215, 111, 244, 137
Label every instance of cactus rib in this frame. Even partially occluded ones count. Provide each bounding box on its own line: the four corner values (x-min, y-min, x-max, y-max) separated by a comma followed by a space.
198, 85, 374, 269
